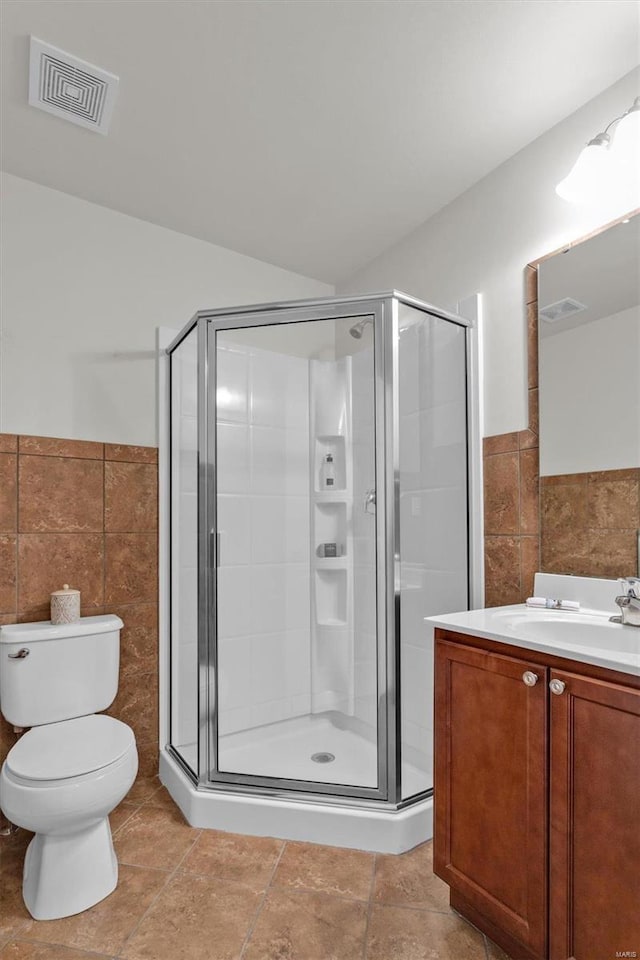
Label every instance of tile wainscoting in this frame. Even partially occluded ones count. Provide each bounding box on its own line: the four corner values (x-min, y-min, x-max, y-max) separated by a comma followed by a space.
541, 468, 639, 578
0, 433, 159, 818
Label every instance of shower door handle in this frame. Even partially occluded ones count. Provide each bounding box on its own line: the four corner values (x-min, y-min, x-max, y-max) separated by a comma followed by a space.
210, 530, 220, 567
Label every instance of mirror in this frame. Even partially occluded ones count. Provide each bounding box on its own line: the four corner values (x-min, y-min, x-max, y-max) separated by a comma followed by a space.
536, 213, 640, 579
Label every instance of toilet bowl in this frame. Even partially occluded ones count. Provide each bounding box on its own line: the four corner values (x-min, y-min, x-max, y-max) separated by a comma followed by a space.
0, 713, 137, 920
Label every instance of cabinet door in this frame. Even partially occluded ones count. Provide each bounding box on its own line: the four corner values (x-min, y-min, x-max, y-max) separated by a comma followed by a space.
549, 669, 640, 960
434, 638, 548, 958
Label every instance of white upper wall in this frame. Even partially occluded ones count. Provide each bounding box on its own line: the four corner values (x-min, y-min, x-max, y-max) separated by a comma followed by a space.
338, 69, 640, 438
0, 173, 333, 446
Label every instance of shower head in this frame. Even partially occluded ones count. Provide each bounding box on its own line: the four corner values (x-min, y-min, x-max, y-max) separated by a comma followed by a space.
349, 318, 373, 339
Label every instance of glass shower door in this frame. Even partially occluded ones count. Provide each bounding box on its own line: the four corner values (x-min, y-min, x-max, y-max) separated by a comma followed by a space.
211, 311, 384, 795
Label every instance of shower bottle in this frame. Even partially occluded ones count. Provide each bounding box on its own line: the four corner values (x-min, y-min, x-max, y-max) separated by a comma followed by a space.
321, 453, 336, 488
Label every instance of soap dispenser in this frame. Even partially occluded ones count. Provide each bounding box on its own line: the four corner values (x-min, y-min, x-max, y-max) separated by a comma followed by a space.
321, 453, 336, 489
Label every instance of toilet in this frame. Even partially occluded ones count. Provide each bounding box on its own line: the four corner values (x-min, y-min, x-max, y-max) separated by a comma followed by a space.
0, 615, 138, 920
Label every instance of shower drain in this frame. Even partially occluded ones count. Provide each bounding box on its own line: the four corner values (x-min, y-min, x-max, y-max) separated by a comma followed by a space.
311, 752, 335, 764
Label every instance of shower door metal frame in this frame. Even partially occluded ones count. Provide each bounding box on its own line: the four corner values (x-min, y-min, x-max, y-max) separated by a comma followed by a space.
198, 299, 390, 802
166, 290, 475, 809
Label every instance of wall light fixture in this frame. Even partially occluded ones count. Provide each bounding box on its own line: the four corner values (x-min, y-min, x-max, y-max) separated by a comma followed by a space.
556, 96, 640, 204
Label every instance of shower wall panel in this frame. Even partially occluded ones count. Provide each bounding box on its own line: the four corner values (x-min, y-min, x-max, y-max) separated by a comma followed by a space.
216, 341, 311, 739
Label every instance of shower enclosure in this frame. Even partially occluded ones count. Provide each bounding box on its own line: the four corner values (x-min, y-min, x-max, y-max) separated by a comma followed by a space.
162, 292, 477, 851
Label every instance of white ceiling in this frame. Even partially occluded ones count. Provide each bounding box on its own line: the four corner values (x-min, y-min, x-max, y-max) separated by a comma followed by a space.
1, 0, 639, 284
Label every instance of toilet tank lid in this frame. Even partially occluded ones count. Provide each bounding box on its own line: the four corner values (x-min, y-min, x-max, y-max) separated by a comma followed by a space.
0, 614, 124, 644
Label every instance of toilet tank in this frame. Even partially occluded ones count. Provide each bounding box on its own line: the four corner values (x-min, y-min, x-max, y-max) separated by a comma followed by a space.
0, 615, 124, 727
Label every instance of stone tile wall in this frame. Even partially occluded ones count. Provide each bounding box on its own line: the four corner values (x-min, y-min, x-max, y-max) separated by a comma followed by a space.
0, 433, 159, 806
541, 468, 639, 578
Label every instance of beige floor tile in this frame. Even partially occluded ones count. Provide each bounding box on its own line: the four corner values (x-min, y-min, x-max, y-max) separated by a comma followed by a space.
273, 841, 374, 900
1, 943, 112, 959
0, 832, 31, 941
121, 871, 260, 960
0, 884, 30, 944
374, 841, 449, 910
366, 904, 487, 960
114, 805, 199, 869
125, 775, 159, 804
0, 830, 32, 878
181, 830, 283, 892
143, 785, 179, 813
19, 864, 169, 955
244, 888, 367, 960
109, 800, 141, 836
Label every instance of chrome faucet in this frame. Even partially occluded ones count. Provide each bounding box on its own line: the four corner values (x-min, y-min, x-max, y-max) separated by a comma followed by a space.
610, 577, 640, 627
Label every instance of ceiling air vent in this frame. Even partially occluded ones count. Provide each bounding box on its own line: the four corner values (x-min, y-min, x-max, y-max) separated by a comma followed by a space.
28, 36, 119, 135
538, 297, 588, 323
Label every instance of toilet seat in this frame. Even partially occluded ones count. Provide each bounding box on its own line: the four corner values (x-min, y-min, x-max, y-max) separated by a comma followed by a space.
5, 714, 135, 783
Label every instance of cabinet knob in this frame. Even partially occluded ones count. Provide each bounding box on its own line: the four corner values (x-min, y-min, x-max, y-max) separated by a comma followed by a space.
549, 679, 566, 696
522, 670, 538, 686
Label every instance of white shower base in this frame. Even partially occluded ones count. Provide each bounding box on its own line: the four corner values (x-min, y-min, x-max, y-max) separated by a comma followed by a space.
176, 714, 429, 796
162, 715, 432, 854
221, 714, 429, 797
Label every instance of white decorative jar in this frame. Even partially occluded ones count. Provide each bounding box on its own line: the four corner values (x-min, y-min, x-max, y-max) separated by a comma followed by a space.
50, 584, 81, 625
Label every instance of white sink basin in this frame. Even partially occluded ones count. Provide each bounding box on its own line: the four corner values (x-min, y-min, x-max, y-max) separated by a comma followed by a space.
492, 610, 640, 657
428, 576, 640, 676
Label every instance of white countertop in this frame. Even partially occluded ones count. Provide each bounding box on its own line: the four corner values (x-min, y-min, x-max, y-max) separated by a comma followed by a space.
426, 604, 640, 677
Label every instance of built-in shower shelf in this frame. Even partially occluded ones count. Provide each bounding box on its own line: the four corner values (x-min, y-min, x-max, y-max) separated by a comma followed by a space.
315, 566, 347, 625
310, 355, 355, 718
315, 435, 347, 493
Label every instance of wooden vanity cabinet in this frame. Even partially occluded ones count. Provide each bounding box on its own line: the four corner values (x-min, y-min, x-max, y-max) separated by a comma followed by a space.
548, 668, 640, 960
434, 630, 640, 960
434, 637, 549, 959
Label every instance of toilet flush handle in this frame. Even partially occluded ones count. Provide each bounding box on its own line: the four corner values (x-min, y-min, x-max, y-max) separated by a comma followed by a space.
7, 648, 29, 659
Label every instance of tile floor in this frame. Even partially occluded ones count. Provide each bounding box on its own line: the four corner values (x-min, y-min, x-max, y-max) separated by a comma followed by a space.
1, 782, 511, 960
